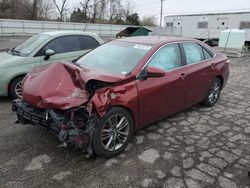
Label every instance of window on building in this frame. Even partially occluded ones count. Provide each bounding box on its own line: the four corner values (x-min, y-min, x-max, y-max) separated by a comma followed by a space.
197, 21, 208, 29
166, 22, 174, 27
240, 21, 250, 29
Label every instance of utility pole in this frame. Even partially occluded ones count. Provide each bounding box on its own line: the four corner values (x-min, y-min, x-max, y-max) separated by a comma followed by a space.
160, 0, 165, 27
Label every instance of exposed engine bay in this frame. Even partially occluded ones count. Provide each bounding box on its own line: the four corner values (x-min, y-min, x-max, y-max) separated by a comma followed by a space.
13, 99, 98, 157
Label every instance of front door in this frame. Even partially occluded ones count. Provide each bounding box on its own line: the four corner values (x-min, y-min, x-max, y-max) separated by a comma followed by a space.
35, 35, 88, 66
136, 44, 188, 127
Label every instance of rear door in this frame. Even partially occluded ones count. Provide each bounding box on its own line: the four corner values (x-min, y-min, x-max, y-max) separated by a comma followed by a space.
136, 44, 188, 127
180, 42, 217, 107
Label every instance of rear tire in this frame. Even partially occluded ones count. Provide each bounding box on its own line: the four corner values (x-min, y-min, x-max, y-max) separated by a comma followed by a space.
9, 76, 24, 99
92, 107, 134, 158
202, 77, 222, 107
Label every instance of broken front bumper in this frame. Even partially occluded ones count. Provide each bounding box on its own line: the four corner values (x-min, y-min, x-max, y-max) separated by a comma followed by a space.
12, 99, 64, 133
12, 99, 96, 156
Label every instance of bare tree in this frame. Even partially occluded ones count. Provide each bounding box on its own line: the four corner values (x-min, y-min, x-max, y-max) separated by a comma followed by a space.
0, 0, 55, 20
22, 0, 40, 20
92, 0, 106, 23
52, 0, 67, 21
0, 0, 10, 13
70, 0, 136, 24
99, 0, 108, 20
38, 0, 54, 20
108, 0, 123, 22
124, 0, 133, 18
80, 0, 91, 20
141, 15, 157, 26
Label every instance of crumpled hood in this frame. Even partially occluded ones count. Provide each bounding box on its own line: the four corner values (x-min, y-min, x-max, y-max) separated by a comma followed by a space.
22, 62, 123, 110
0, 52, 26, 68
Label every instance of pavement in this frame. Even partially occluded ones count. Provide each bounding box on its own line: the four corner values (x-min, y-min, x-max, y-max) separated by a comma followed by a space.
0, 57, 250, 188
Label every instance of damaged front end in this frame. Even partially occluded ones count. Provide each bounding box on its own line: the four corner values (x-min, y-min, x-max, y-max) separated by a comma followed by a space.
12, 99, 97, 157
12, 62, 122, 157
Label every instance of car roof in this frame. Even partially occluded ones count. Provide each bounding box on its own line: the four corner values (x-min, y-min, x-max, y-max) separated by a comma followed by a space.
117, 36, 198, 45
41, 30, 98, 37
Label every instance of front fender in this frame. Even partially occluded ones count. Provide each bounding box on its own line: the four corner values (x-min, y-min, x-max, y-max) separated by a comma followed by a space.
90, 81, 139, 129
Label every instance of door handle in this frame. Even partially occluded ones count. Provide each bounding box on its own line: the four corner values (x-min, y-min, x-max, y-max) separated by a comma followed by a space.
211, 63, 215, 69
180, 73, 186, 79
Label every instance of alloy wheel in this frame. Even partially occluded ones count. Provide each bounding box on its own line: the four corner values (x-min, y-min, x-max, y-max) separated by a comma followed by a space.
15, 81, 23, 99
208, 80, 220, 104
101, 114, 130, 151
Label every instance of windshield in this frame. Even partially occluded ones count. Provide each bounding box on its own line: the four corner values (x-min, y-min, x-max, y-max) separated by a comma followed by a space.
13, 34, 50, 57
76, 41, 152, 75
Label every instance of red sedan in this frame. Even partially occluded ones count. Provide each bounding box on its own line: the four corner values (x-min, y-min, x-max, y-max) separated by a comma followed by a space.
13, 36, 229, 158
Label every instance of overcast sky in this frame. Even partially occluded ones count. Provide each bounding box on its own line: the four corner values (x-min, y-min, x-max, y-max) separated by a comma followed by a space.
70, 0, 250, 24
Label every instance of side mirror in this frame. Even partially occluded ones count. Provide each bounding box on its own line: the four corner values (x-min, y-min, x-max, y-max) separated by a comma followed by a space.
147, 67, 165, 78
44, 49, 55, 60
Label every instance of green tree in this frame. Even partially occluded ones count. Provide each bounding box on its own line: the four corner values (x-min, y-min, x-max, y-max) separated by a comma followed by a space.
70, 8, 88, 22
126, 13, 139, 25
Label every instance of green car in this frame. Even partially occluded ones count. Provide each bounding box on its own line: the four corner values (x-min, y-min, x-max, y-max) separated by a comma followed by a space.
0, 31, 103, 99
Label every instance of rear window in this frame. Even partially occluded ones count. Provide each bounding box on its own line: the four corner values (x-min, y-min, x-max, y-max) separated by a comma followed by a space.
203, 48, 213, 59
79, 36, 100, 50
182, 43, 204, 64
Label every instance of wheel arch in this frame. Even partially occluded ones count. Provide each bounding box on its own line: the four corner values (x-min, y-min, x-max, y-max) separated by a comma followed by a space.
8, 74, 26, 96
105, 105, 136, 132
216, 75, 224, 88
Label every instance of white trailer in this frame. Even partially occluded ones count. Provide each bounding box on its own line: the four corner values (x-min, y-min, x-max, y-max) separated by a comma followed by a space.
164, 11, 250, 45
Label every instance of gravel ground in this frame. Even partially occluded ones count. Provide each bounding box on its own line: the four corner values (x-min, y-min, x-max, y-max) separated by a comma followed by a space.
0, 57, 250, 188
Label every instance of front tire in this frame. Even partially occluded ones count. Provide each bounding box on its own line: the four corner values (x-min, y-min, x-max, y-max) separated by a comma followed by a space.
92, 107, 134, 158
9, 76, 24, 99
202, 77, 222, 107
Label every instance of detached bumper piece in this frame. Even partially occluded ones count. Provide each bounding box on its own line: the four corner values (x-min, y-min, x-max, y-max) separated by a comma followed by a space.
13, 99, 55, 130
12, 99, 96, 157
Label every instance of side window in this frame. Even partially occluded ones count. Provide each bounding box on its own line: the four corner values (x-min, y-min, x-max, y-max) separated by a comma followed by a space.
148, 44, 181, 71
182, 43, 204, 65
40, 36, 81, 55
79, 36, 100, 50
203, 48, 213, 59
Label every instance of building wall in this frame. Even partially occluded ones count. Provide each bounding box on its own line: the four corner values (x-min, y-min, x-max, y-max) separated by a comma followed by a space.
164, 12, 250, 41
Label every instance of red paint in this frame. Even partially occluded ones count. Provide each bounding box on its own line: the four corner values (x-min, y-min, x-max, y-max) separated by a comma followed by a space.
21, 37, 229, 131
22, 62, 123, 110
